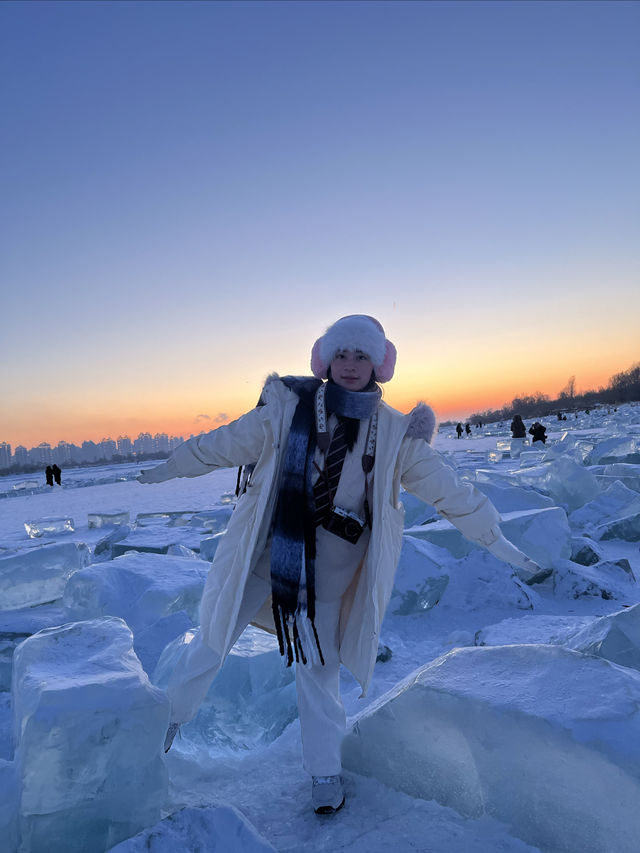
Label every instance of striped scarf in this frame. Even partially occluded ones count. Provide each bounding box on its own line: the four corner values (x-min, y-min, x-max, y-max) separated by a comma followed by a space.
270, 377, 381, 666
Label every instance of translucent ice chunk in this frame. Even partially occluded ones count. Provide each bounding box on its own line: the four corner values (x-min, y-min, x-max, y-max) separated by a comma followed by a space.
399, 491, 437, 527
63, 552, 208, 631
566, 603, 640, 671
552, 558, 635, 600
474, 481, 554, 513
390, 537, 451, 615
135, 511, 197, 527
515, 456, 599, 511
518, 450, 546, 468
0, 543, 90, 610
587, 436, 639, 465
485, 448, 504, 464
12, 617, 169, 853
154, 626, 296, 751
24, 517, 75, 538
13, 481, 38, 491
499, 507, 572, 568
569, 481, 640, 532
342, 645, 640, 853
593, 512, 640, 542
87, 510, 130, 528
190, 507, 234, 533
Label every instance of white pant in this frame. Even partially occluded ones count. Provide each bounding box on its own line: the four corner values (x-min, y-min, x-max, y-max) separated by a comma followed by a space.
166, 571, 345, 777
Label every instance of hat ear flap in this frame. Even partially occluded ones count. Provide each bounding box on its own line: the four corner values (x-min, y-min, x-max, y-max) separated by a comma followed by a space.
375, 340, 397, 382
310, 338, 327, 379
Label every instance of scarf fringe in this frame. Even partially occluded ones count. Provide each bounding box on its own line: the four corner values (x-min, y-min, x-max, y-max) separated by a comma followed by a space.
272, 601, 324, 668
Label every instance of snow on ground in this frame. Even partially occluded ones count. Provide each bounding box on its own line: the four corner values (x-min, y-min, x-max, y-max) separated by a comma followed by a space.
1, 404, 639, 852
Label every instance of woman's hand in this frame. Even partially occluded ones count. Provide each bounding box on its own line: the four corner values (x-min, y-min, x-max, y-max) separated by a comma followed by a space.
137, 464, 172, 485
487, 534, 553, 586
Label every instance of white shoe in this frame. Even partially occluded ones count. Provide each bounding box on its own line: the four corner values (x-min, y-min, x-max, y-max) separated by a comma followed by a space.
312, 775, 345, 815
164, 722, 180, 753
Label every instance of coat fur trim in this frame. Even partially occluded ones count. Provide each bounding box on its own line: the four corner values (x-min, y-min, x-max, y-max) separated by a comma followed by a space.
405, 402, 437, 444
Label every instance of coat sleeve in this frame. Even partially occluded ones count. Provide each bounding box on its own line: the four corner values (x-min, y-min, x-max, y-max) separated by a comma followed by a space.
398, 437, 502, 546
155, 406, 269, 480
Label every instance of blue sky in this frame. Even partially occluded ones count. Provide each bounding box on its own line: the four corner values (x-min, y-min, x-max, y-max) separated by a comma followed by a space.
1, 0, 638, 446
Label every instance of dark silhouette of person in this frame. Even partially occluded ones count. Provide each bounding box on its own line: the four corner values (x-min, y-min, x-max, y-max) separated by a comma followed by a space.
510, 414, 526, 438
465, 423, 472, 436
45, 465, 54, 487
529, 422, 547, 444
52, 464, 62, 485
456, 423, 463, 439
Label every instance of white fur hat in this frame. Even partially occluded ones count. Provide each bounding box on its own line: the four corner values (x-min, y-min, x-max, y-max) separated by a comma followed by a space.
311, 315, 397, 382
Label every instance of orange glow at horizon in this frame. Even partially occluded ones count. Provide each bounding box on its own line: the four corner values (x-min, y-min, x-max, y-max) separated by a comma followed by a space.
5, 353, 635, 449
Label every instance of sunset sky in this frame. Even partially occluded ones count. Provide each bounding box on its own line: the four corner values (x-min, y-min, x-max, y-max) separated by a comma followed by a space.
1, 0, 638, 449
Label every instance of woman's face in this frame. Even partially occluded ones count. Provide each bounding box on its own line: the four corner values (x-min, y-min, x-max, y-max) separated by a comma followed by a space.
330, 350, 374, 391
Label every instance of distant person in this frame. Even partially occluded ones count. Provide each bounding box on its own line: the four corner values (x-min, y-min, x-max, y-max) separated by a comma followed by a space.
510, 414, 526, 439
138, 314, 549, 815
465, 423, 472, 436
557, 411, 563, 421
456, 422, 463, 438
45, 465, 54, 487
52, 464, 62, 485
529, 422, 547, 444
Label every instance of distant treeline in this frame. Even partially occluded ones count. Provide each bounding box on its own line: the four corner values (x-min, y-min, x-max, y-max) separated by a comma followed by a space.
468, 361, 640, 425
0, 451, 171, 478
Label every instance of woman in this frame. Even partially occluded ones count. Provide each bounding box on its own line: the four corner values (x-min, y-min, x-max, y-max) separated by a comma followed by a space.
138, 315, 549, 814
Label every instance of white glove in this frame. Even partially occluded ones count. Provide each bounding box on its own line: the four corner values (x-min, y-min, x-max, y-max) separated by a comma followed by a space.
137, 463, 173, 485
487, 534, 553, 586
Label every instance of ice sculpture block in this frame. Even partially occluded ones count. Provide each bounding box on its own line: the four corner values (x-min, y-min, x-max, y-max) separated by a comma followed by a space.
24, 517, 74, 538
343, 644, 640, 853
63, 552, 208, 631
154, 626, 296, 751
0, 542, 90, 610
87, 510, 130, 528
12, 617, 169, 853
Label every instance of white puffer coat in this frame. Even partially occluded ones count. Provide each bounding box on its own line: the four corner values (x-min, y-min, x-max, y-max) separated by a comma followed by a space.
159, 377, 502, 695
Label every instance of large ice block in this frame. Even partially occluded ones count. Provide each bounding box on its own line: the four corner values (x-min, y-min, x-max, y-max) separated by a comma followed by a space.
342, 644, 640, 853
587, 436, 639, 465
108, 804, 277, 852
24, 517, 75, 538
189, 506, 234, 533
87, 509, 130, 528
593, 463, 640, 494
0, 543, 90, 611
93, 524, 132, 557
63, 552, 208, 632
474, 481, 554, 513
566, 603, 640, 671
436, 550, 534, 613
499, 507, 572, 568
552, 558, 635, 601
592, 511, 640, 542
389, 537, 452, 615
570, 536, 604, 566
403, 519, 474, 559
12, 617, 169, 853
515, 456, 600, 511
399, 491, 438, 527
569, 480, 640, 532
154, 626, 296, 751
